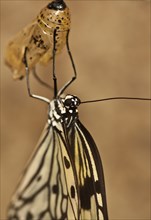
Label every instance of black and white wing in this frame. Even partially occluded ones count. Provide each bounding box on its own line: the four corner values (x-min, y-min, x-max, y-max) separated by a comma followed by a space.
8, 123, 79, 220
67, 120, 109, 220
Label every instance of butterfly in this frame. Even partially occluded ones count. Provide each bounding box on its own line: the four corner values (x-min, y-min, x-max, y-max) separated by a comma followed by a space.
5, 0, 70, 80
7, 12, 109, 219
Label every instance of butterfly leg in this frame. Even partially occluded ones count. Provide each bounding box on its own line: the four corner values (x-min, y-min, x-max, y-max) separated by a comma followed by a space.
23, 47, 50, 103
58, 30, 77, 96
32, 67, 53, 90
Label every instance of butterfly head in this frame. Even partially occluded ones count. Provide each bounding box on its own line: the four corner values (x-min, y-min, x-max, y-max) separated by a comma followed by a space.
59, 95, 81, 127
48, 95, 80, 126
63, 95, 81, 110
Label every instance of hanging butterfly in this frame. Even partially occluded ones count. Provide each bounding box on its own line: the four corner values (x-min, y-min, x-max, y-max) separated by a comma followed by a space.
5, 0, 70, 80
7, 22, 109, 219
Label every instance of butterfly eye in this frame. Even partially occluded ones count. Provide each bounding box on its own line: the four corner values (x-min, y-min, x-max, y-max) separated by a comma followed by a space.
64, 98, 73, 107
64, 96, 81, 108
47, 0, 66, 10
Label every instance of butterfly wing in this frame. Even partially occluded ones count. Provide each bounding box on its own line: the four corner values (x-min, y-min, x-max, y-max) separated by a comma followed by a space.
8, 124, 79, 220
67, 120, 109, 220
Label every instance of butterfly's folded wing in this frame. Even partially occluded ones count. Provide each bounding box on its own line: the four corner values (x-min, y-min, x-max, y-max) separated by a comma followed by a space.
8, 124, 79, 220
68, 120, 109, 220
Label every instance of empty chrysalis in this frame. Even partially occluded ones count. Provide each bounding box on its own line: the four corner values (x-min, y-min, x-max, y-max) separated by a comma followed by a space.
5, 0, 70, 80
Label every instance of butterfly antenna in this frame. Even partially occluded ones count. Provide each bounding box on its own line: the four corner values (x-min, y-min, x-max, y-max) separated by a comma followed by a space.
52, 29, 58, 98
58, 30, 77, 96
81, 96, 151, 104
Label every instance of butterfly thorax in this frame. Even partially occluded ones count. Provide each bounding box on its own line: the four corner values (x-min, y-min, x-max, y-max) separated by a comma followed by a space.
48, 94, 81, 129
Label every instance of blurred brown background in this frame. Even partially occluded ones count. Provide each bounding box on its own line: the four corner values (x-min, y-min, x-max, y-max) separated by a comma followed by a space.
1, 0, 150, 219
